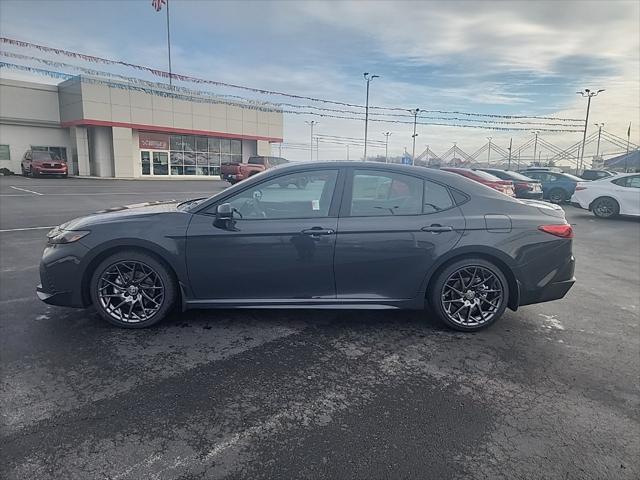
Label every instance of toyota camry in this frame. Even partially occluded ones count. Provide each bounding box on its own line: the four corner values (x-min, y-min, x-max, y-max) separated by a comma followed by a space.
37, 162, 575, 332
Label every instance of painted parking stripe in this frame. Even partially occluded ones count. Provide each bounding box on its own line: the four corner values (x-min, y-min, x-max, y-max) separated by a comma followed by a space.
10, 185, 43, 195
0, 226, 54, 233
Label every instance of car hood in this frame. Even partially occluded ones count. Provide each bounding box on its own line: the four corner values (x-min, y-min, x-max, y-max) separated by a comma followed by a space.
61, 199, 184, 230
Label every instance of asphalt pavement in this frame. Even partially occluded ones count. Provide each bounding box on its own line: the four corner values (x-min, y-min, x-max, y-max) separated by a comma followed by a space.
1, 175, 639, 479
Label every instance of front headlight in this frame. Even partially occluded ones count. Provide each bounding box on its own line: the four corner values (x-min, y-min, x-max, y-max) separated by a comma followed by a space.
47, 228, 90, 244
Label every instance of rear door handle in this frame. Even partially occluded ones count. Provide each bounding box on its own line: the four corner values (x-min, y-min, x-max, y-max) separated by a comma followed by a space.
421, 224, 454, 233
301, 228, 335, 236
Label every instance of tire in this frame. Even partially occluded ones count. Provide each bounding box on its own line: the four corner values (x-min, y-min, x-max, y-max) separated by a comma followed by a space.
548, 188, 566, 204
89, 250, 177, 328
592, 197, 619, 219
428, 257, 509, 332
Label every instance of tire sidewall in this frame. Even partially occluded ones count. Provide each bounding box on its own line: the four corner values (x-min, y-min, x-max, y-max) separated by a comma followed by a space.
593, 197, 619, 218
429, 258, 509, 332
89, 250, 177, 328
548, 188, 566, 204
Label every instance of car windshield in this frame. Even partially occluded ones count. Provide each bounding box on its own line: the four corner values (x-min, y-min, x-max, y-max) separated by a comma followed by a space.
468, 170, 502, 181
32, 151, 56, 161
561, 173, 583, 182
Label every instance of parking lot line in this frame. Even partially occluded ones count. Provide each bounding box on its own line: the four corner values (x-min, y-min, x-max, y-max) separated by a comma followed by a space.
0, 226, 54, 233
10, 186, 43, 195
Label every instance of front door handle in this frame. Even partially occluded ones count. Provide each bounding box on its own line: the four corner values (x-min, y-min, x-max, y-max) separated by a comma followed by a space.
421, 224, 454, 233
301, 227, 335, 237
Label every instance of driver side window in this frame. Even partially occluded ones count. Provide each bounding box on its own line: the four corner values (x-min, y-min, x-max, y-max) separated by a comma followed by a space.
219, 169, 338, 219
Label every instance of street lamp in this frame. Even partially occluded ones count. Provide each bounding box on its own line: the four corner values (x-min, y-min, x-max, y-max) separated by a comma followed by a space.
531, 131, 539, 166
409, 108, 420, 165
382, 132, 392, 163
363, 72, 379, 161
576, 88, 604, 172
305, 120, 318, 161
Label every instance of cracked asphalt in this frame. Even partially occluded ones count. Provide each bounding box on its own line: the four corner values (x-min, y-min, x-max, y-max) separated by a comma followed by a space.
1, 176, 639, 479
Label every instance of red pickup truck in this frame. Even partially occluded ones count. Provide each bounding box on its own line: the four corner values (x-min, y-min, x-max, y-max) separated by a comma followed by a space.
220, 156, 288, 184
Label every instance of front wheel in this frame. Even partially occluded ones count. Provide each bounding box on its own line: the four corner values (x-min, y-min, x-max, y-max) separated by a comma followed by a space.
428, 258, 509, 332
89, 251, 177, 328
592, 197, 619, 218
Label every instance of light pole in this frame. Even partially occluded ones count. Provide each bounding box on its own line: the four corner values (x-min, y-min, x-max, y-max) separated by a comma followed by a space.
363, 72, 379, 161
409, 108, 420, 165
382, 132, 392, 163
576, 88, 604, 172
305, 121, 318, 161
532, 131, 539, 166
486, 137, 492, 166
507, 138, 512, 170
594, 122, 604, 163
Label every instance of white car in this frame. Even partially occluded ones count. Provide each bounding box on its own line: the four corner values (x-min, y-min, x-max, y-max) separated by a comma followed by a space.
571, 173, 640, 218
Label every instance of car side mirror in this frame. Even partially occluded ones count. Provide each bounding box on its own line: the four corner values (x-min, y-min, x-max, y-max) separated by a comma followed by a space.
216, 203, 233, 220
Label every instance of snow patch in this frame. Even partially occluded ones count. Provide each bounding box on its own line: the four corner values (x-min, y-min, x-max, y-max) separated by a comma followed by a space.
539, 313, 565, 331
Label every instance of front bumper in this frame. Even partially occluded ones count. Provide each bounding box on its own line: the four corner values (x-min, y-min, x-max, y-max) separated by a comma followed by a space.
36, 242, 90, 308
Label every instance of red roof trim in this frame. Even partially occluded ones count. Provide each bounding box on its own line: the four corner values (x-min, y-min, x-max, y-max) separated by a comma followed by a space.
60, 119, 283, 143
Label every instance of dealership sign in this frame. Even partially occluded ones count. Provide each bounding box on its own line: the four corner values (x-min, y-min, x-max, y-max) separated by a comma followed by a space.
139, 132, 170, 150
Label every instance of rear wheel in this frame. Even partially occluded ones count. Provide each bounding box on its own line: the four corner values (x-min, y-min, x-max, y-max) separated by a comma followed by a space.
548, 188, 566, 204
429, 258, 509, 332
89, 250, 177, 328
592, 197, 619, 218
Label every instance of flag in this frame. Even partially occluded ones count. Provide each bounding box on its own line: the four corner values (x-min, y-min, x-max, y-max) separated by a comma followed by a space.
152, 0, 166, 12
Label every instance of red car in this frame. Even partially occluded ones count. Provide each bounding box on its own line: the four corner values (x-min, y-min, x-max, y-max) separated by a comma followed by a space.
21, 150, 68, 178
441, 167, 515, 196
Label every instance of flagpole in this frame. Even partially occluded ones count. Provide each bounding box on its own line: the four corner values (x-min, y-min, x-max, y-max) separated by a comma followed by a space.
166, 0, 172, 87
625, 123, 631, 172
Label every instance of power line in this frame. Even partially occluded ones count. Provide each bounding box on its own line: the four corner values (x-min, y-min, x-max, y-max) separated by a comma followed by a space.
1, 36, 585, 123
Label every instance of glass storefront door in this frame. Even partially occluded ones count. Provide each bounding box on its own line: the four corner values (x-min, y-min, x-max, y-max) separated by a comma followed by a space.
141, 150, 169, 176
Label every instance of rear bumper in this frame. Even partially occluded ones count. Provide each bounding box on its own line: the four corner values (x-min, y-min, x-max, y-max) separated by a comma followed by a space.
518, 253, 576, 306
516, 191, 544, 200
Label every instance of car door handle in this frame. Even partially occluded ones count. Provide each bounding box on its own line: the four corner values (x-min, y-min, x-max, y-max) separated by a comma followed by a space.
421, 224, 454, 233
301, 228, 335, 236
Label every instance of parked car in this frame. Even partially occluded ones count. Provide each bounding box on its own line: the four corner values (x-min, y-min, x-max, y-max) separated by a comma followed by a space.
21, 150, 68, 178
519, 170, 583, 204
476, 168, 542, 199
571, 173, 640, 218
220, 156, 288, 184
440, 167, 515, 196
37, 162, 575, 332
580, 169, 616, 181
519, 166, 563, 173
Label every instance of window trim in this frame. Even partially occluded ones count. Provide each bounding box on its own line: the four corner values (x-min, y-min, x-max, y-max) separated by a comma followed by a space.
340, 167, 457, 218
196, 167, 345, 220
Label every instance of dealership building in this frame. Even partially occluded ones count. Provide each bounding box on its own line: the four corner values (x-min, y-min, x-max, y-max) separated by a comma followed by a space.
0, 76, 283, 178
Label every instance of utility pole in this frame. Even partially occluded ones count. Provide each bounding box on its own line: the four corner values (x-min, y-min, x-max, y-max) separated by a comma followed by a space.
305, 121, 318, 161
166, 0, 172, 87
576, 88, 604, 173
316, 137, 319, 161
363, 72, 379, 161
409, 108, 420, 165
507, 138, 512, 170
532, 131, 539, 166
382, 132, 392, 163
625, 122, 631, 172
486, 137, 492, 166
594, 122, 604, 167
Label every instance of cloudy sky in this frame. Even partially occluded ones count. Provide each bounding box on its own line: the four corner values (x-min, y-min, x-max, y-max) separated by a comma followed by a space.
1, 0, 638, 164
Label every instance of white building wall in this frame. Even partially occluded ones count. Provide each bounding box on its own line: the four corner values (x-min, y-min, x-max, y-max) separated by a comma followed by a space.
0, 124, 72, 173
89, 127, 114, 177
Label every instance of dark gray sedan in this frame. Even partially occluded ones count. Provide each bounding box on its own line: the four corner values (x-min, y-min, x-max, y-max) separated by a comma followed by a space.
37, 162, 575, 332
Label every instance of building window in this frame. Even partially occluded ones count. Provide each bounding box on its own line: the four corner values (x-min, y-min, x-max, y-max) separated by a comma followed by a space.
167, 134, 240, 176
0, 145, 10, 161
31, 146, 67, 162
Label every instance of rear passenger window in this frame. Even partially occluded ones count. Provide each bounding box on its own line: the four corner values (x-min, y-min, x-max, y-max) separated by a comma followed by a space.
423, 180, 453, 213
350, 171, 423, 216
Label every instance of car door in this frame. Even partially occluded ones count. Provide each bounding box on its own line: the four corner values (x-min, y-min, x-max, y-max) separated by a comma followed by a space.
185, 167, 343, 300
612, 175, 640, 215
333, 168, 465, 300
